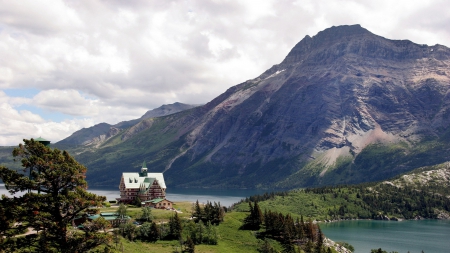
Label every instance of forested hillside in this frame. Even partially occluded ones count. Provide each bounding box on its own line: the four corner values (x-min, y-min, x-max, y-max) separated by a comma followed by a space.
234, 162, 450, 221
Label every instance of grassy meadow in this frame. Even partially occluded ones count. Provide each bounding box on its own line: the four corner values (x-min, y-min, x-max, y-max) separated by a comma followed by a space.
96, 202, 275, 253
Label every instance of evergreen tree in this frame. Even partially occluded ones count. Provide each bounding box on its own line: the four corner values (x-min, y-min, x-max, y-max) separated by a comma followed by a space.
213, 201, 225, 224
169, 212, 183, 240
133, 196, 142, 207
243, 201, 263, 230
253, 201, 264, 229
257, 238, 277, 253
184, 235, 195, 253
138, 221, 159, 242
192, 200, 202, 223
149, 221, 160, 242
0, 139, 109, 252
314, 227, 324, 253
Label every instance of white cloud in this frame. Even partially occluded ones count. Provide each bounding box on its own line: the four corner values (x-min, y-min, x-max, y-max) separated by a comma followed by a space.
0, 0, 449, 145
0, 0, 82, 35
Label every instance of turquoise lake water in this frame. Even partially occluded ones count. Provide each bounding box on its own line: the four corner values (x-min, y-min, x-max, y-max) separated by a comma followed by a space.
320, 219, 450, 253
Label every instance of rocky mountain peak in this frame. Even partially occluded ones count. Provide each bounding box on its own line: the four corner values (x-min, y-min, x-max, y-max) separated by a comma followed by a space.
280, 24, 450, 69
68, 25, 450, 189
281, 24, 373, 65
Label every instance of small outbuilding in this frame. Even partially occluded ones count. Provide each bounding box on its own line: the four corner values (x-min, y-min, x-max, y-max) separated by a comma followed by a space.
144, 198, 174, 209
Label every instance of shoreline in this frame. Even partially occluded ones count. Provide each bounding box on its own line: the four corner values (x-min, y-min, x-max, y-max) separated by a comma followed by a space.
317, 215, 450, 224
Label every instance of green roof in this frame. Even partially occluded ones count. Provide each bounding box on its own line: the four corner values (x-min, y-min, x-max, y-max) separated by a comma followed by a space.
88, 214, 101, 220
149, 198, 165, 203
34, 137, 50, 142
88, 213, 131, 221
100, 212, 117, 216
34, 137, 51, 146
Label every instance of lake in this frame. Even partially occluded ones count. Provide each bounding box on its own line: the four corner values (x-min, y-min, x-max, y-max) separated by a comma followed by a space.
0, 184, 266, 207
320, 219, 450, 253
87, 186, 268, 207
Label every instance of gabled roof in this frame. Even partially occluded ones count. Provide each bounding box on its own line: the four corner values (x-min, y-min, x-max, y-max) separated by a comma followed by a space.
144, 198, 168, 204
150, 198, 165, 203
147, 173, 166, 188
144, 198, 173, 204
139, 178, 155, 193
121, 172, 166, 189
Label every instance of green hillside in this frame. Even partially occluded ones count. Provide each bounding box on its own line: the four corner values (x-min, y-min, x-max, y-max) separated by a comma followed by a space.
234, 162, 450, 221
70, 133, 450, 189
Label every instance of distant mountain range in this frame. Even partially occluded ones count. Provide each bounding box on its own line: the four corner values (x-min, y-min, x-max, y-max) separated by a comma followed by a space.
53, 24, 450, 189
57, 102, 198, 147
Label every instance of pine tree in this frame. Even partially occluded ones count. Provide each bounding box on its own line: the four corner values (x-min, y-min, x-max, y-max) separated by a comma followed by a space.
169, 212, 183, 240
148, 222, 159, 242
243, 201, 263, 230
314, 227, 324, 253
0, 139, 109, 252
253, 201, 264, 229
258, 238, 276, 253
192, 200, 202, 223
133, 196, 142, 207
184, 235, 195, 253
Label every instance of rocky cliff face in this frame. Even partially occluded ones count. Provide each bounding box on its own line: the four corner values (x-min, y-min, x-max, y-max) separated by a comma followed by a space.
170, 25, 449, 174
71, 25, 450, 188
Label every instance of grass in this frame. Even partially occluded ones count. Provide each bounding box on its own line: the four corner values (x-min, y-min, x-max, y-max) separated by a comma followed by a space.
99, 201, 194, 222
114, 212, 264, 253
212, 212, 261, 253
233, 189, 363, 221
95, 203, 267, 253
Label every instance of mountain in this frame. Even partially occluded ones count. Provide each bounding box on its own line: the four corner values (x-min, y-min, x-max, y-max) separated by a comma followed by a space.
61, 25, 450, 188
57, 102, 198, 148
138, 102, 199, 121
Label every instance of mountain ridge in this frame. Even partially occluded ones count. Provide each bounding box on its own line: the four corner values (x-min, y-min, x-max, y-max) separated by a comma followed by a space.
56, 102, 198, 148
57, 25, 450, 189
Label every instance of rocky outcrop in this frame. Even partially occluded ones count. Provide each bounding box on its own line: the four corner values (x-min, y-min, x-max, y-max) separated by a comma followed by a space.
435, 210, 450, 220
121, 119, 155, 141
323, 238, 352, 253
82, 127, 121, 147
374, 215, 391, 221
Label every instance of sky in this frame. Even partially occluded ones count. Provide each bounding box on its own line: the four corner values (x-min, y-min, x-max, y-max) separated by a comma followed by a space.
0, 0, 449, 146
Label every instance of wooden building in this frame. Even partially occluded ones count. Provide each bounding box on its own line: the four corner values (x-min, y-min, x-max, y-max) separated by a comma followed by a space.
144, 198, 174, 209
117, 162, 166, 203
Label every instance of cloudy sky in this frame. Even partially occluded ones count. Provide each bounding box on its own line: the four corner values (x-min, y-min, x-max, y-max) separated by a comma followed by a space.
0, 0, 449, 146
